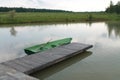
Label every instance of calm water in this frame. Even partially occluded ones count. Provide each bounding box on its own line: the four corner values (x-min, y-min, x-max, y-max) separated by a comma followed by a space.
0, 22, 120, 80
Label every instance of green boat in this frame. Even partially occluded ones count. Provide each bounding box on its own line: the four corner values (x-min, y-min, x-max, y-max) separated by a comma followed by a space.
24, 38, 72, 55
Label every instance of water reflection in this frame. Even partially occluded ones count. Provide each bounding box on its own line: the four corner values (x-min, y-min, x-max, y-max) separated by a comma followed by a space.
106, 22, 120, 37
0, 22, 120, 80
32, 51, 92, 80
0, 22, 119, 63
87, 21, 93, 26
10, 27, 17, 36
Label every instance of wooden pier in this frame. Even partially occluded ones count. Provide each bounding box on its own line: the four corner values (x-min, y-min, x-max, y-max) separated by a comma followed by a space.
0, 64, 39, 80
0, 42, 92, 80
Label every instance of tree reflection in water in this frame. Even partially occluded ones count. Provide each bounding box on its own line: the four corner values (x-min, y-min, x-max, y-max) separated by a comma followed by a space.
10, 27, 17, 36
106, 22, 120, 37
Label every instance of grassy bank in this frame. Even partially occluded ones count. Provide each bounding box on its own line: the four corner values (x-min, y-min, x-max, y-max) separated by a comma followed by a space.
0, 12, 120, 24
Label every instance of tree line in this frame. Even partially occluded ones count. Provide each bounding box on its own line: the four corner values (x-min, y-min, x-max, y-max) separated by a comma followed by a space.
0, 7, 72, 12
106, 1, 120, 14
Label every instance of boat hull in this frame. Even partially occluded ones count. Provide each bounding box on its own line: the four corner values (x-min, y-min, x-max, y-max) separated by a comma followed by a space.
24, 38, 72, 55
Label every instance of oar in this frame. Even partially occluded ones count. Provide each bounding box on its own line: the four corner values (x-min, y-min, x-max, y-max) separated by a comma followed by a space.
40, 38, 52, 50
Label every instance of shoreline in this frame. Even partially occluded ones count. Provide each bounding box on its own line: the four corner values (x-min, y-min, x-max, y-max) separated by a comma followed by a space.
0, 12, 120, 25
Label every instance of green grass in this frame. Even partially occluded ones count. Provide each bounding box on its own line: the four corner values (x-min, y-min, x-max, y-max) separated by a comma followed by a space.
0, 12, 120, 24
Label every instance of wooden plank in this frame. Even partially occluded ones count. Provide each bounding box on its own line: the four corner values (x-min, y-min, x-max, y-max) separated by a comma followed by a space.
0, 75, 17, 80
2, 61, 28, 73
12, 59, 33, 69
60, 42, 93, 51
0, 64, 39, 80
17, 58, 41, 68
39, 47, 76, 56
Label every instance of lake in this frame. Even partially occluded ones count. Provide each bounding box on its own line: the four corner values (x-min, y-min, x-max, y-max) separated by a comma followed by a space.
0, 22, 120, 80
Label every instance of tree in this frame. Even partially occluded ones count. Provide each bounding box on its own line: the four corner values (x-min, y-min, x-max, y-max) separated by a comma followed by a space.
110, 1, 114, 7
0, 7, 72, 13
116, 1, 120, 6
105, 1, 120, 14
8, 10, 16, 21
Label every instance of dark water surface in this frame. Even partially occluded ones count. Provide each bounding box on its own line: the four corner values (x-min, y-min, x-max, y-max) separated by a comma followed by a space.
0, 22, 120, 80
